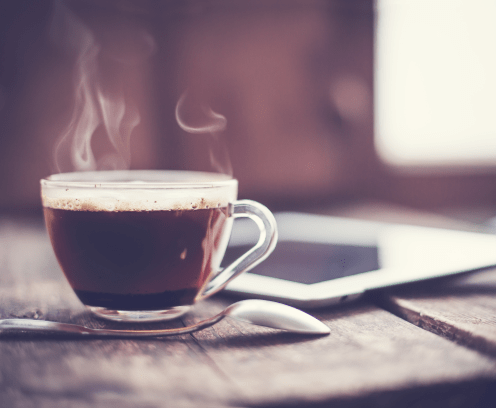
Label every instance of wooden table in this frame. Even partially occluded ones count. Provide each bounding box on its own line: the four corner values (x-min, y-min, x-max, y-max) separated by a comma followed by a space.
1, 204, 496, 407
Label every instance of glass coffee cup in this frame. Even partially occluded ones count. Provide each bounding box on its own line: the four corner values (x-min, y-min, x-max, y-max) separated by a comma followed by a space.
41, 170, 277, 322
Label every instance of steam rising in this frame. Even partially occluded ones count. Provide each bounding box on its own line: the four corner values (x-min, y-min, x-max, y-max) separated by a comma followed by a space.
51, 1, 140, 173
175, 93, 227, 134
175, 92, 232, 175
98, 89, 139, 170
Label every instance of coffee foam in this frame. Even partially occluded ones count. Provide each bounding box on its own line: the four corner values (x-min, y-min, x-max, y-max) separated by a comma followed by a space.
42, 186, 236, 212
41, 171, 237, 212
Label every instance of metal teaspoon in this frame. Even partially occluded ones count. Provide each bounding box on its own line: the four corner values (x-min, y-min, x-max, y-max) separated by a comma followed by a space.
0, 299, 330, 338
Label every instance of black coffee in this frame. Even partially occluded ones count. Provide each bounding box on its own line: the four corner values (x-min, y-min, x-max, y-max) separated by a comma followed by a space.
44, 207, 230, 310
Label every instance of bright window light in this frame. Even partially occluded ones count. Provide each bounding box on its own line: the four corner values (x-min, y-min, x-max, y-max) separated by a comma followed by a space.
375, 0, 496, 167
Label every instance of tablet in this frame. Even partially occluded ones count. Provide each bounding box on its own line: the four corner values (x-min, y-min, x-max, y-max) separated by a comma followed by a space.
223, 212, 496, 308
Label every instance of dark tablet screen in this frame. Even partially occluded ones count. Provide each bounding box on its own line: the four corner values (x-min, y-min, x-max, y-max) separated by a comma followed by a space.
223, 242, 380, 285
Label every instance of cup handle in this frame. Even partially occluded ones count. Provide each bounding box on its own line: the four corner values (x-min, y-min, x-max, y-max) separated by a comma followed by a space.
199, 199, 278, 299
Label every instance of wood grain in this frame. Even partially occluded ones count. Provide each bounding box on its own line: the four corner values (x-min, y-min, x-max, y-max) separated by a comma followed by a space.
372, 269, 496, 356
1, 216, 496, 407
182, 298, 496, 407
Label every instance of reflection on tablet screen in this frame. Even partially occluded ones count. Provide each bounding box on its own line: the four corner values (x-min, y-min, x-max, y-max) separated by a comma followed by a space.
223, 242, 379, 285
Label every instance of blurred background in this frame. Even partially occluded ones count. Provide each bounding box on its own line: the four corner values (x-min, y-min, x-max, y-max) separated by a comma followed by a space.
0, 0, 495, 216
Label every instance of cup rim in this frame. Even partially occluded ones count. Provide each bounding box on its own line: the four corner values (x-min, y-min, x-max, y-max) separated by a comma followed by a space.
41, 170, 236, 190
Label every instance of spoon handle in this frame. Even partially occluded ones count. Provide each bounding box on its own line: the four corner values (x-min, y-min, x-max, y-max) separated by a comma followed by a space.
0, 314, 227, 338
